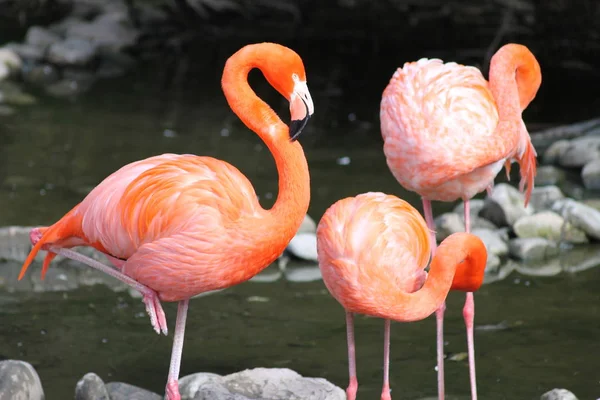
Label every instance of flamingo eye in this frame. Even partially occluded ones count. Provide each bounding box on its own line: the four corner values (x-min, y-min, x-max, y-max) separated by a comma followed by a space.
292, 73, 299, 82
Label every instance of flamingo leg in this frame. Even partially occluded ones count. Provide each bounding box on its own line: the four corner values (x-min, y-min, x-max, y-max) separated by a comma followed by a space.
422, 198, 444, 400
47, 246, 168, 335
345, 311, 358, 400
165, 299, 189, 400
381, 319, 392, 400
463, 200, 478, 400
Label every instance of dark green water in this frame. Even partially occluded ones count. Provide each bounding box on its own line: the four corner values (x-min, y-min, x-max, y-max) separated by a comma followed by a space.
1, 44, 600, 399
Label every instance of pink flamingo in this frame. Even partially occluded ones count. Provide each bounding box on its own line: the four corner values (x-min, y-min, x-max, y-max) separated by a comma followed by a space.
380, 43, 541, 399
18, 42, 314, 400
317, 192, 487, 400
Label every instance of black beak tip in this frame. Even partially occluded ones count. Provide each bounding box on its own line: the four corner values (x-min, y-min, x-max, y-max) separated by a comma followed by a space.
288, 98, 311, 142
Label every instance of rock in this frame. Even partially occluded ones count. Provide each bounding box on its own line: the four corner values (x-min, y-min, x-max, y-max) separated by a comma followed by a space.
45, 78, 94, 98
513, 258, 563, 277
0, 360, 45, 400
540, 388, 578, 400
75, 373, 109, 400
104, 382, 161, 400
434, 212, 497, 242
581, 159, 600, 190
552, 199, 600, 240
30, 265, 79, 292
529, 185, 564, 211
0, 48, 22, 81
452, 199, 486, 218
286, 233, 317, 261
47, 37, 97, 67
557, 136, 600, 167
471, 228, 509, 257
535, 165, 566, 186
284, 265, 322, 282
479, 183, 533, 227
508, 237, 559, 261
48, 17, 87, 36
0, 82, 37, 105
299, 214, 317, 234
484, 252, 501, 273
22, 64, 60, 87
543, 139, 570, 164
2, 43, 45, 62
513, 211, 588, 243
66, 13, 139, 53
178, 368, 345, 400
25, 26, 62, 50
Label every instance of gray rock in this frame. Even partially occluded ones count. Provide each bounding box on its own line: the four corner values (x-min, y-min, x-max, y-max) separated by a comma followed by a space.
2, 43, 45, 62
66, 13, 139, 53
30, 265, 79, 292
552, 199, 600, 240
104, 382, 161, 400
0, 226, 38, 263
471, 228, 508, 257
484, 252, 501, 273
513, 211, 588, 243
529, 186, 565, 211
286, 233, 317, 262
45, 78, 94, 98
452, 199, 486, 219
22, 64, 60, 87
513, 258, 563, 277
75, 373, 109, 400
0, 360, 45, 400
299, 214, 317, 234
543, 140, 570, 165
47, 38, 97, 66
179, 368, 345, 400
48, 17, 87, 36
540, 388, 578, 400
24, 26, 61, 50
558, 136, 600, 167
434, 212, 497, 242
535, 165, 566, 186
479, 183, 532, 227
0, 48, 22, 81
581, 159, 600, 190
508, 237, 559, 261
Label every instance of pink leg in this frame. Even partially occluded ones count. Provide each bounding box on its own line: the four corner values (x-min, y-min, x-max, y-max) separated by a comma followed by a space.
381, 319, 392, 400
48, 246, 168, 335
464, 292, 477, 400
165, 299, 189, 400
464, 201, 478, 399
423, 198, 444, 400
345, 311, 358, 400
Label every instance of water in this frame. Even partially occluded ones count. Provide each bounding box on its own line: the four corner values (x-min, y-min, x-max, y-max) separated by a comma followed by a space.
1, 41, 600, 399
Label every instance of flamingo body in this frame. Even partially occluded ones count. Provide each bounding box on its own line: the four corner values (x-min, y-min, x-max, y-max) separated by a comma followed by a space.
18, 42, 315, 400
317, 192, 487, 400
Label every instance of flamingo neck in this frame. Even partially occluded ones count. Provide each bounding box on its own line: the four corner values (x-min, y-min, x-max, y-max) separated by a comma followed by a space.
221, 46, 310, 249
489, 44, 542, 118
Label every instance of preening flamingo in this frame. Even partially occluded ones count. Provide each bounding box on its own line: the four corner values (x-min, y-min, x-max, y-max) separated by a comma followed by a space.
380, 43, 541, 399
316, 192, 487, 400
17, 42, 314, 400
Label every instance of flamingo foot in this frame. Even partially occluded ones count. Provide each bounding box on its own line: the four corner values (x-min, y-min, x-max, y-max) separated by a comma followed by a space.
141, 290, 168, 335
381, 384, 392, 400
165, 379, 181, 400
346, 377, 358, 400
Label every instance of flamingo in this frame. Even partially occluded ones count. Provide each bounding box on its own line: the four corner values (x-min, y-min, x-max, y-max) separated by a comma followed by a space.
316, 192, 487, 400
17, 42, 314, 400
380, 43, 542, 399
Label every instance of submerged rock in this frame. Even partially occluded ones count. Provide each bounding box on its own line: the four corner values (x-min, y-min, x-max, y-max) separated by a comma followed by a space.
540, 388, 578, 400
178, 368, 345, 400
0, 360, 45, 400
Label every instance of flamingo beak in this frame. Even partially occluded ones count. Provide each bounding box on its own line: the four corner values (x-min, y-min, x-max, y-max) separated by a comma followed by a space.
289, 80, 314, 141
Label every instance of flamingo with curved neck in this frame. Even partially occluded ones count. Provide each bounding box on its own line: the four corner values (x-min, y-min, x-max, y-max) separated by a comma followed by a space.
380, 43, 541, 399
17, 42, 314, 400
316, 192, 487, 400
